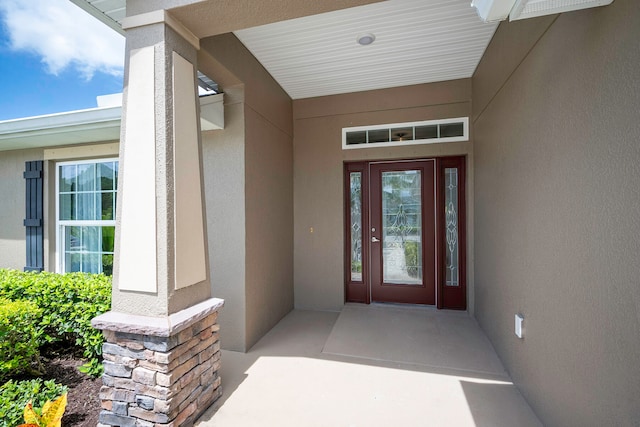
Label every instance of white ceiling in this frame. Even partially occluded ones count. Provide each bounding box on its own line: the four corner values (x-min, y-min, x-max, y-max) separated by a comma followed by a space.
233, 0, 498, 99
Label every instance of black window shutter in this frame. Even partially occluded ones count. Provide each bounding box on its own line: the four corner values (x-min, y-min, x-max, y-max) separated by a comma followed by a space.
24, 161, 44, 272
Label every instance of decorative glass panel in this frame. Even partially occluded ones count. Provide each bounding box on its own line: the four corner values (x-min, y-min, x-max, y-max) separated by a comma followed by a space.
445, 168, 459, 287
350, 172, 363, 282
381, 170, 422, 285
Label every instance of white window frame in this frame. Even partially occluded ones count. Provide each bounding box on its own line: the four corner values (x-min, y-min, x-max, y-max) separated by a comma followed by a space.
55, 158, 118, 274
342, 117, 469, 150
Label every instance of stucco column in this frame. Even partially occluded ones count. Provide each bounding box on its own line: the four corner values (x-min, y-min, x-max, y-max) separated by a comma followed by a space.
111, 12, 213, 315
92, 11, 223, 427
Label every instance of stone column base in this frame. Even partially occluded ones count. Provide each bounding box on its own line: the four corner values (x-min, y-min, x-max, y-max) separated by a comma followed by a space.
92, 298, 224, 427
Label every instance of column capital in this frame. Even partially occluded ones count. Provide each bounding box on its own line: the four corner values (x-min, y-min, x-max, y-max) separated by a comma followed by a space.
121, 9, 200, 49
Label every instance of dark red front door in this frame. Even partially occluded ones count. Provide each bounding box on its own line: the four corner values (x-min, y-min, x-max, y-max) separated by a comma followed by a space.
369, 161, 436, 305
345, 157, 466, 309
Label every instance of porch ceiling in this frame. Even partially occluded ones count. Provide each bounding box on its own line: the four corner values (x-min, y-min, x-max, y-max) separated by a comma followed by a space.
233, 0, 498, 99
73, 0, 498, 99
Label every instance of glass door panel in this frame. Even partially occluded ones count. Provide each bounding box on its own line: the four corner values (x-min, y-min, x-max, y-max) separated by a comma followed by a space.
381, 170, 423, 285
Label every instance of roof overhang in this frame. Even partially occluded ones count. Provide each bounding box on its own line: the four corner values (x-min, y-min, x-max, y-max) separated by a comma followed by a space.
471, 0, 614, 22
0, 106, 121, 151
69, 0, 125, 35
0, 93, 224, 152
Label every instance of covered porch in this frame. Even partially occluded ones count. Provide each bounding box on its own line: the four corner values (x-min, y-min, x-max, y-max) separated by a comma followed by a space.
196, 305, 541, 426
55, 0, 639, 425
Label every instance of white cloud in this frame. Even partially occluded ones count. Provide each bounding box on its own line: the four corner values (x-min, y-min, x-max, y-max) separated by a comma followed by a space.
0, 0, 125, 79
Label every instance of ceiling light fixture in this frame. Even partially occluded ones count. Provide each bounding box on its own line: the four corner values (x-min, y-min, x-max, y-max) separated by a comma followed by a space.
356, 33, 376, 46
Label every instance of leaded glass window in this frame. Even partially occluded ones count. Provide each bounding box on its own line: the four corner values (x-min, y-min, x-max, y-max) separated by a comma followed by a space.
350, 172, 363, 281
445, 167, 458, 287
381, 170, 423, 285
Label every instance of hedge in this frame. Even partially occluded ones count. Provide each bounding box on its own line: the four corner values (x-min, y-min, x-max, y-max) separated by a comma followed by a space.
0, 269, 111, 376
0, 299, 43, 382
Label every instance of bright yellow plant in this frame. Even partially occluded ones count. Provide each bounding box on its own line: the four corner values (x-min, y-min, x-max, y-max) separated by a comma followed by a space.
17, 393, 67, 427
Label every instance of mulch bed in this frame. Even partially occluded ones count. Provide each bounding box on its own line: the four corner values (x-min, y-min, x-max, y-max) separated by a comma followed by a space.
40, 347, 102, 427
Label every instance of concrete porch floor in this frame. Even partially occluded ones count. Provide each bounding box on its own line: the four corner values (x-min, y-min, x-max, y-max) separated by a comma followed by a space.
195, 304, 541, 426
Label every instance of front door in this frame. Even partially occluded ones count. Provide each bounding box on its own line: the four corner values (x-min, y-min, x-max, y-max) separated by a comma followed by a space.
345, 157, 466, 309
370, 161, 435, 304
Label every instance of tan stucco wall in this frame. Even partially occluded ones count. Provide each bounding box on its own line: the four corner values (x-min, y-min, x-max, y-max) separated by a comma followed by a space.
0, 149, 43, 270
292, 80, 474, 311
0, 144, 121, 273
244, 104, 294, 349
201, 34, 294, 351
202, 89, 247, 352
472, 1, 640, 425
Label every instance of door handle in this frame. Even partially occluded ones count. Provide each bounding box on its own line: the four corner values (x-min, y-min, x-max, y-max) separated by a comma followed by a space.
371, 236, 380, 243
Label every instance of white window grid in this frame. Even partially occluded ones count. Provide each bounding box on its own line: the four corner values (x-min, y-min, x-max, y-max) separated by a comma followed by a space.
55, 158, 118, 274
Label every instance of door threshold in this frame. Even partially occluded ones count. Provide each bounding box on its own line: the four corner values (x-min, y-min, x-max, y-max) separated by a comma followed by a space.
347, 301, 438, 312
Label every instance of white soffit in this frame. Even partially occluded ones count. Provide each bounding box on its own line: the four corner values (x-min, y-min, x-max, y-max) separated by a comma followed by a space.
233, 0, 498, 100
70, 0, 126, 35
0, 107, 122, 151
510, 0, 614, 20
471, 0, 516, 22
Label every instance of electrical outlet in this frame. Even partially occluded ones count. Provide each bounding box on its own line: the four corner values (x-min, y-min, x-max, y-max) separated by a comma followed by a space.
515, 314, 524, 338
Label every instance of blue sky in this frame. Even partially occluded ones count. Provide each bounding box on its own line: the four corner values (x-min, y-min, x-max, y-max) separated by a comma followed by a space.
0, 0, 125, 121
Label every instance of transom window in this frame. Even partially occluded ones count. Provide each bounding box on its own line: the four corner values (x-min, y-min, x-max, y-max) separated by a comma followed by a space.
56, 159, 118, 275
342, 117, 469, 150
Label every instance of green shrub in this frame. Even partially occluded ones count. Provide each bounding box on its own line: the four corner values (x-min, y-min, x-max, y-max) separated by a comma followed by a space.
0, 379, 67, 427
0, 269, 111, 377
0, 299, 43, 382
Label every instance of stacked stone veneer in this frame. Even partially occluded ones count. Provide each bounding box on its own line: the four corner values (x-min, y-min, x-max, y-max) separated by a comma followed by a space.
93, 300, 223, 427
